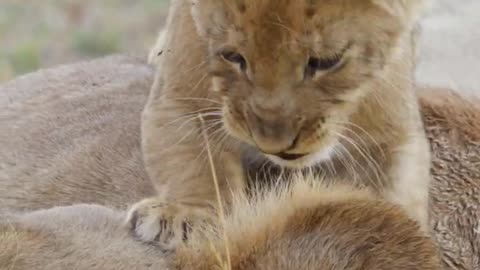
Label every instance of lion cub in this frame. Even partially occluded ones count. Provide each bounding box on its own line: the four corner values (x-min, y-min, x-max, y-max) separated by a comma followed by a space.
131, 0, 431, 247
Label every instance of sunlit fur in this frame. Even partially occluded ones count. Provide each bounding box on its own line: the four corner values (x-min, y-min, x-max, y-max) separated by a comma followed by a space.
175, 175, 440, 270
136, 0, 432, 247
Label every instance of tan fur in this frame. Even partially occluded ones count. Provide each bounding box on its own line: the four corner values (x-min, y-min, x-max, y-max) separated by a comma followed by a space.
0, 56, 478, 269
0, 55, 154, 212
0, 205, 169, 270
176, 178, 440, 270
419, 87, 480, 269
148, 29, 166, 66
136, 0, 432, 245
0, 178, 440, 270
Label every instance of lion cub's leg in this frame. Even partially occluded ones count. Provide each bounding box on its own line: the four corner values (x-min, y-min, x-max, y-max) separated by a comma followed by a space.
127, 98, 245, 248
126, 198, 216, 249
126, 151, 248, 246
385, 135, 431, 231
127, 1, 248, 248
126, 149, 245, 249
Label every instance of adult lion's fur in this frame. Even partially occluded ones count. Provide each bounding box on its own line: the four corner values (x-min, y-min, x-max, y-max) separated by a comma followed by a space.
0, 204, 168, 270
0, 179, 440, 270
0, 55, 478, 269
419, 87, 480, 269
0, 55, 154, 212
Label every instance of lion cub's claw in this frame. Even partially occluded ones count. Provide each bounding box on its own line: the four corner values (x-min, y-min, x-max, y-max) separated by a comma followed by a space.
126, 198, 214, 250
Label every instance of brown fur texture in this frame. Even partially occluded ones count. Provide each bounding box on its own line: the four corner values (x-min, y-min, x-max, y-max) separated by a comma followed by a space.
0, 56, 478, 269
419, 87, 480, 269
136, 0, 432, 245
175, 179, 440, 270
0, 180, 440, 270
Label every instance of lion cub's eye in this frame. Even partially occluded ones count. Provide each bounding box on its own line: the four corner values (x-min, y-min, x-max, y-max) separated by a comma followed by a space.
221, 51, 247, 71
305, 54, 342, 77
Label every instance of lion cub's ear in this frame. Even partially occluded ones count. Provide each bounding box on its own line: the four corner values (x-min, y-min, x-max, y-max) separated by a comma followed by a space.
372, 0, 431, 26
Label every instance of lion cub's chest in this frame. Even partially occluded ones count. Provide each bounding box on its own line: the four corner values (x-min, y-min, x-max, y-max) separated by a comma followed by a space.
242, 155, 385, 193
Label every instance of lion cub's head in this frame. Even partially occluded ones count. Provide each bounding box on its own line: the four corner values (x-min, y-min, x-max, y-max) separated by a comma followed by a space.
191, 0, 425, 168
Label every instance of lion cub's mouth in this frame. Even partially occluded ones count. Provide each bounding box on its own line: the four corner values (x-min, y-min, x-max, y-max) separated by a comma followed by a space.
274, 152, 308, 161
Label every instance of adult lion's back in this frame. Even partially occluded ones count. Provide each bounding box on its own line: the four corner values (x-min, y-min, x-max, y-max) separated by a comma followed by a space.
0, 55, 154, 211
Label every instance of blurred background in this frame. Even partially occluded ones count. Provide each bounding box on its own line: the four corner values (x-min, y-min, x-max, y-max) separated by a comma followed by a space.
0, 0, 169, 82
1, 0, 478, 93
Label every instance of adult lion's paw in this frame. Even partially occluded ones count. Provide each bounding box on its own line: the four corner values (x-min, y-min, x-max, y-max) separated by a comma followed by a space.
125, 197, 215, 250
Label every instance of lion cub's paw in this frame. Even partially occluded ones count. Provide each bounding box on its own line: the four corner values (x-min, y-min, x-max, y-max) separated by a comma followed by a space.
125, 197, 215, 250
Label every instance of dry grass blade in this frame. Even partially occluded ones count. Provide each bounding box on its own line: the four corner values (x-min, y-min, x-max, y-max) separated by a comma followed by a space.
198, 113, 232, 270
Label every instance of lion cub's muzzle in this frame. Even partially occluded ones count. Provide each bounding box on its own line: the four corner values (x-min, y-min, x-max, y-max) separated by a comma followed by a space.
246, 108, 307, 160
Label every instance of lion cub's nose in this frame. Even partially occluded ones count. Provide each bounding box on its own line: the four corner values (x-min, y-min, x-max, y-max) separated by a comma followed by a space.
247, 109, 300, 154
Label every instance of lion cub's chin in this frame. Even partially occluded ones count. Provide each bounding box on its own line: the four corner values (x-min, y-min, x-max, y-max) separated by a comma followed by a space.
265, 143, 337, 169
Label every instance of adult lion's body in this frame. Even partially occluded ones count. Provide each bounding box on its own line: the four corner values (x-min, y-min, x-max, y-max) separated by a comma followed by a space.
0, 56, 478, 269
0, 182, 441, 270
0, 55, 154, 212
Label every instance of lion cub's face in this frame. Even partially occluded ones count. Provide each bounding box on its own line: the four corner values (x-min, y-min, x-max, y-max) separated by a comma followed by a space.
191, 0, 414, 168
